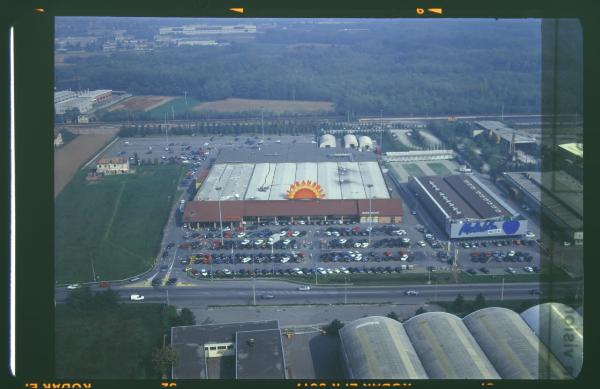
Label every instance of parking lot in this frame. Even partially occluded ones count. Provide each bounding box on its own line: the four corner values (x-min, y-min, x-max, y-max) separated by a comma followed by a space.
103, 133, 544, 287
153, 217, 543, 286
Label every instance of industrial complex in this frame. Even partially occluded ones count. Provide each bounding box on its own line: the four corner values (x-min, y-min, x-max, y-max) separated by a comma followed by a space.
408, 174, 527, 239
172, 303, 581, 379
184, 143, 403, 227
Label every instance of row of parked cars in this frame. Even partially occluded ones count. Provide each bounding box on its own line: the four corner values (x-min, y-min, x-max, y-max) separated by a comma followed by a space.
320, 250, 413, 262
469, 250, 534, 263
184, 252, 306, 265
189, 265, 418, 278
461, 238, 536, 249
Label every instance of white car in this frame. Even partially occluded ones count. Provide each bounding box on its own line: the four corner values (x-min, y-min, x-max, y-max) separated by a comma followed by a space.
400, 254, 409, 261
222, 269, 232, 275
333, 268, 341, 274
341, 268, 350, 274
281, 256, 290, 263
298, 285, 311, 291
332, 231, 340, 237
562, 241, 572, 247
507, 250, 516, 257
298, 220, 305, 225
317, 268, 327, 275
280, 231, 288, 236
242, 257, 252, 263
339, 238, 347, 244
254, 239, 264, 245
354, 242, 362, 248
417, 241, 426, 247
241, 239, 250, 245
361, 242, 369, 248
405, 290, 419, 296
237, 232, 246, 238
292, 231, 301, 237
325, 231, 332, 236
401, 238, 411, 244
525, 231, 535, 239
130, 294, 145, 301
283, 239, 291, 245
523, 266, 534, 273
67, 284, 81, 290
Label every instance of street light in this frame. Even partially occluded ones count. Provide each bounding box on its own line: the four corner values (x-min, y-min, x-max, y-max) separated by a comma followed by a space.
367, 184, 374, 246
215, 186, 224, 245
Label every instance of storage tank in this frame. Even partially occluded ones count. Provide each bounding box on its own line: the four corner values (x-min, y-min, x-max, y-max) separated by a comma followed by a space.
344, 134, 359, 148
319, 134, 336, 148
359, 136, 373, 150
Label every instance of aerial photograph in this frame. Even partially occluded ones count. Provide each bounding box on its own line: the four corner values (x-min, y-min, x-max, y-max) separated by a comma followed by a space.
53, 17, 583, 380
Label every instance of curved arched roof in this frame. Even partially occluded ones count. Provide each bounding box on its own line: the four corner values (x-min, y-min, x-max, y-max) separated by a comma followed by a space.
339, 316, 428, 379
463, 307, 571, 379
343, 134, 359, 148
521, 303, 583, 377
358, 136, 373, 149
319, 134, 336, 148
404, 312, 500, 379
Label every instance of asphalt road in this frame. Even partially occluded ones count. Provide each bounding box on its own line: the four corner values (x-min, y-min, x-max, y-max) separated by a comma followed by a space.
56, 280, 582, 308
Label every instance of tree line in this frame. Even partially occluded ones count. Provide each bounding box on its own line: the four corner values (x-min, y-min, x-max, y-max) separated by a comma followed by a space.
55, 19, 543, 117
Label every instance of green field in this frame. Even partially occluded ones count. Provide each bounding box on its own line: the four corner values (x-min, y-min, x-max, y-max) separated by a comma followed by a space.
427, 162, 452, 176
55, 164, 183, 283
403, 163, 427, 177
55, 304, 166, 379
147, 96, 201, 120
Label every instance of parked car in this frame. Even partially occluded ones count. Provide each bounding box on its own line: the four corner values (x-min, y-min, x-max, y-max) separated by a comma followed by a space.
130, 294, 145, 301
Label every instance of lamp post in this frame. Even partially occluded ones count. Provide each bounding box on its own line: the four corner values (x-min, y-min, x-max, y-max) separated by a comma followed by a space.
367, 184, 373, 246
216, 187, 224, 245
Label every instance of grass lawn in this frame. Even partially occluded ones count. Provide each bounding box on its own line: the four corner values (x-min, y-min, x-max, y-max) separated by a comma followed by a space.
147, 96, 201, 120
427, 162, 452, 176
402, 163, 427, 177
55, 164, 183, 283
55, 304, 166, 379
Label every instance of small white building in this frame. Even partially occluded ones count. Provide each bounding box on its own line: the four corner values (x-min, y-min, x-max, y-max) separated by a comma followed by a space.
96, 157, 130, 175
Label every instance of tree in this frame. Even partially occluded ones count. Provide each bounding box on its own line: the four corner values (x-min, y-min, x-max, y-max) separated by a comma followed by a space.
324, 319, 344, 336
474, 293, 487, 311
152, 345, 178, 378
92, 289, 120, 309
415, 306, 427, 315
386, 311, 400, 321
451, 294, 465, 314
179, 308, 196, 326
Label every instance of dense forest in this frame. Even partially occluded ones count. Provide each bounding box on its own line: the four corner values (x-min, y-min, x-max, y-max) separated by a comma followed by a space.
55, 18, 543, 116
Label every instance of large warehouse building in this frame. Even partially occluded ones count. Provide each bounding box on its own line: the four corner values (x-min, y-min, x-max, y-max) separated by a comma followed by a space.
502, 171, 583, 244
339, 305, 581, 379
184, 144, 402, 227
409, 174, 527, 239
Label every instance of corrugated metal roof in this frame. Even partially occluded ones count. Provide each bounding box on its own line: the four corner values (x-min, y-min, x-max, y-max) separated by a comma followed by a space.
521, 303, 583, 377
404, 312, 500, 379
463, 307, 571, 379
339, 316, 428, 379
